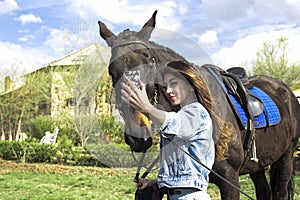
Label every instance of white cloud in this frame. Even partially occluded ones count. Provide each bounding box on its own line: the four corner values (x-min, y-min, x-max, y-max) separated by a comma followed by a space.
44, 27, 93, 55
202, 0, 300, 27
0, 0, 19, 14
18, 35, 34, 42
202, 0, 253, 23
0, 42, 54, 76
252, 0, 300, 23
15, 14, 43, 25
68, 0, 180, 31
211, 27, 300, 70
197, 30, 218, 48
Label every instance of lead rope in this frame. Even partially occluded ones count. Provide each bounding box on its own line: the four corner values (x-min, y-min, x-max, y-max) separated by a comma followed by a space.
164, 135, 254, 200
134, 150, 160, 182
134, 151, 147, 182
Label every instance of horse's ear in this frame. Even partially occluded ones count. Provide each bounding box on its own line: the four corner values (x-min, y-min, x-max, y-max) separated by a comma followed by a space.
138, 10, 157, 41
98, 21, 116, 47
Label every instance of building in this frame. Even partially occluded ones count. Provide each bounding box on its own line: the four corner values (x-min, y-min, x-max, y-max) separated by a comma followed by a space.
293, 88, 300, 103
0, 43, 114, 140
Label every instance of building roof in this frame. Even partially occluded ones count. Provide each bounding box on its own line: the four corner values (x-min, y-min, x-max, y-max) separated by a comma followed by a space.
41, 43, 99, 68
293, 88, 300, 97
1, 43, 110, 94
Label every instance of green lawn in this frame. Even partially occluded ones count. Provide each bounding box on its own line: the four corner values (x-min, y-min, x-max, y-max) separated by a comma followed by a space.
0, 160, 299, 200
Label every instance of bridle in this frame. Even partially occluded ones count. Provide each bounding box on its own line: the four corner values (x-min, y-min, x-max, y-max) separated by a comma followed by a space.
111, 40, 157, 69
111, 40, 159, 105
110, 39, 162, 179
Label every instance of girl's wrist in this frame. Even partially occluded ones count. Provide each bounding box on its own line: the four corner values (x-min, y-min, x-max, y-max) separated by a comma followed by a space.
143, 104, 152, 115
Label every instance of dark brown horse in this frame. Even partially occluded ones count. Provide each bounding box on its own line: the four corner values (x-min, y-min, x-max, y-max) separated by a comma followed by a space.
98, 10, 300, 200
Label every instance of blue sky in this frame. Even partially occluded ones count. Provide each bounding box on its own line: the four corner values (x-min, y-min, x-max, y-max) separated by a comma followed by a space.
0, 0, 300, 76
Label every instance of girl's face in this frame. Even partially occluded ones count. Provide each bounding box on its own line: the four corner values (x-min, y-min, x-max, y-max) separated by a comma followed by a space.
163, 73, 195, 107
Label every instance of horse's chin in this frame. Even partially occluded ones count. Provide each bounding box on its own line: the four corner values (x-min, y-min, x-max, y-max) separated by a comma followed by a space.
122, 111, 153, 152
124, 126, 153, 153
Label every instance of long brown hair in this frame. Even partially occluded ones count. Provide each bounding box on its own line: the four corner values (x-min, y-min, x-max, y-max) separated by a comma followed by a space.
163, 60, 235, 160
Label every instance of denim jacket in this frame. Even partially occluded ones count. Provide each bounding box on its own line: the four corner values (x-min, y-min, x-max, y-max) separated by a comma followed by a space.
157, 101, 215, 191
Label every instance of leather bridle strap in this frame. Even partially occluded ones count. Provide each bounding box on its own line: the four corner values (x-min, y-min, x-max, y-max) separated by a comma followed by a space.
112, 41, 152, 51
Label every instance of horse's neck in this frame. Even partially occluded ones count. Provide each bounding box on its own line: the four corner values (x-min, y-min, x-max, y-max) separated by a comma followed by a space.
151, 43, 186, 63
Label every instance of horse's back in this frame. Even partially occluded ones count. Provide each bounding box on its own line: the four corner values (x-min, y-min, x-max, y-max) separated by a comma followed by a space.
250, 75, 300, 145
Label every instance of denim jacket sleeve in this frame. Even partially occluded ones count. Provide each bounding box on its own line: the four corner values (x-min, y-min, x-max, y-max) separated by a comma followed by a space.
160, 102, 211, 139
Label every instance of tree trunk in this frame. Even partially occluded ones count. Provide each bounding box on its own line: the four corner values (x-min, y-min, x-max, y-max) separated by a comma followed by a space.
15, 105, 25, 141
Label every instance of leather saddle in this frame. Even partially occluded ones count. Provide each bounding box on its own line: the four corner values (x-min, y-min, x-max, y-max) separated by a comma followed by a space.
225, 67, 264, 119
202, 65, 265, 155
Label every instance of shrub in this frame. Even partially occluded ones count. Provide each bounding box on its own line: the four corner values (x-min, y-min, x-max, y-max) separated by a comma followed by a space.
0, 140, 159, 168
26, 143, 58, 163
85, 142, 159, 168
28, 115, 80, 146
29, 115, 55, 139
0, 140, 15, 160
99, 115, 124, 143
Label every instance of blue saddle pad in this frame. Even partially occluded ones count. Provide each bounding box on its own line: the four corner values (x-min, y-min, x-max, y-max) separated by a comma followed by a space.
229, 86, 281, 128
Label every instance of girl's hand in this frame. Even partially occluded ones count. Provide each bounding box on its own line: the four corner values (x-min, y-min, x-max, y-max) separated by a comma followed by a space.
120, 78, 152, 114
134, 178, 157, 190
121, 76, 166, 126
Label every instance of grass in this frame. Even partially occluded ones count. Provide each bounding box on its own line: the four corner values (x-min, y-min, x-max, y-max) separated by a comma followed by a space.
0, 160, 299, 200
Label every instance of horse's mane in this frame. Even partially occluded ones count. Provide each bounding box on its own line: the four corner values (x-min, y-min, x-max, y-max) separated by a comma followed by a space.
148, 40, 188, 62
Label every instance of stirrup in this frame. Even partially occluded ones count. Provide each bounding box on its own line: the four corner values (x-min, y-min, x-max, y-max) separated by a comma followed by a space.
251, 139, 259, 163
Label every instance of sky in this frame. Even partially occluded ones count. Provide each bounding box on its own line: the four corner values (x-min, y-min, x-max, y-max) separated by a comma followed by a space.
0, 0, 300, 77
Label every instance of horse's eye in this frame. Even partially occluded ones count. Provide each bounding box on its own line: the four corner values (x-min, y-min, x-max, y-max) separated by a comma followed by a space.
142, 52, 150, 58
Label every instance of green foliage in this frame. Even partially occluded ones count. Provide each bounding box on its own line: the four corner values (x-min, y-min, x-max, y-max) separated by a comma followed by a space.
26, 143, 58, 163
99, 114, 124, 143
0, 68, 52, 140
86, 142, 158, 168
29, 115, 55, 139
27, 113, 127, 147
253, 37, 300, 87
53, 115, 81, 146
0, 140, 14, 160
0, 139, 158, 168
28, 115, 81, 145
0, 140, 71, 164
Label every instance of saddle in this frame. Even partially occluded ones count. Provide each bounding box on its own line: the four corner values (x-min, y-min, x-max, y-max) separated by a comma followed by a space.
202, 65, 264, 158
224, 67, 264, 120
203, 65, 264, 128
202, 65, 281, 161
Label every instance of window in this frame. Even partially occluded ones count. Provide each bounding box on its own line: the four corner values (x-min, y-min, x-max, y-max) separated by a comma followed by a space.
66, 98, 76, 107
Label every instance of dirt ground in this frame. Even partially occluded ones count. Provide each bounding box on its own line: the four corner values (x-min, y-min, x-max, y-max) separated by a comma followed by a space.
0, 159, 131, 175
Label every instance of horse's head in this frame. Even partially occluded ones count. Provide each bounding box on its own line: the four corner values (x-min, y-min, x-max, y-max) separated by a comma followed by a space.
98, 10, 165, 152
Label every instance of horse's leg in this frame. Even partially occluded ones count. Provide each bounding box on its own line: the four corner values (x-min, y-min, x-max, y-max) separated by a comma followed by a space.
269, 146, 294, 200
211, 161, 241, 200
287, 173, 294, 200
249, 170, 271, 200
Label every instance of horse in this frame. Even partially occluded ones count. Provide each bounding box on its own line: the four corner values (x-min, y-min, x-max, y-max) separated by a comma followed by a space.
98, 10, 300, 200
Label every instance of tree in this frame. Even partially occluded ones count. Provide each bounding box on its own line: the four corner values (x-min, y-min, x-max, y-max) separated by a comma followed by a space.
73, 44, 113, 147
0, 69, 52, 141
253, 37, 300, 89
